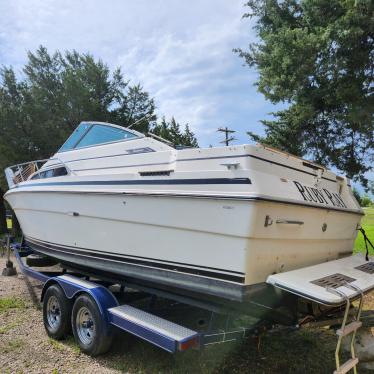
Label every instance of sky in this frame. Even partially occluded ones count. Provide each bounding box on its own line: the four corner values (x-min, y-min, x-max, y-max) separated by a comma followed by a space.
0, 0, 278, 147
0, 0, 372, 193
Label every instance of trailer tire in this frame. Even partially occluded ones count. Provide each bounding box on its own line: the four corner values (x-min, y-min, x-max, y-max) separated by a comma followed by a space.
71, 294, 113, 356
43, 284, 72, 340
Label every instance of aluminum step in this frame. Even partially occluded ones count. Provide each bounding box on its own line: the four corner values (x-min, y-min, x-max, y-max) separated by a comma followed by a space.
329, 283, 364, 374
333, 358, 359, 374
336, 321, 362, 337
108, 305, 199, 353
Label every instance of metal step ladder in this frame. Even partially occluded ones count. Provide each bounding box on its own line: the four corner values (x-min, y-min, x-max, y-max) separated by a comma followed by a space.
266, 255, 374, 373
327, 283, 364, 374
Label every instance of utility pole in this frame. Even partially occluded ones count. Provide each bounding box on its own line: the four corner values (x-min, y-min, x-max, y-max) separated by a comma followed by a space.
217, 127, 236, 146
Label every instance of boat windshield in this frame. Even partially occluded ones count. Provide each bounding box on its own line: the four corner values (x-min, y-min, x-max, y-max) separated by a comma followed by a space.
59, 123, 138, 152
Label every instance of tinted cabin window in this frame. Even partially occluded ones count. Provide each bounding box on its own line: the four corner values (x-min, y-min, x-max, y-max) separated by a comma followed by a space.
59, 123, 138, 152
75, 124, 137, 148
53, 167, 68, 177
31, 167, 67, 180
59, 123, 91, 152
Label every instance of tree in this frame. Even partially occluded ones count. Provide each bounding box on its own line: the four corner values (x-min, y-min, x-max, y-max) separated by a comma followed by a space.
0, 46, 156, 170
236, 0, 374, 187
352, 188, 362, 205
181, 124, 199, 148
360, 194, 372, 207
0, 46, 193, 228
370, 181, 374, 196
111, 84, 157, 134
152, 117, 199, 147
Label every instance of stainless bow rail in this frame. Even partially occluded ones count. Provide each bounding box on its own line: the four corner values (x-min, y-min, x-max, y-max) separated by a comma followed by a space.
5, 158, 74, 188
5, 159, 48, 187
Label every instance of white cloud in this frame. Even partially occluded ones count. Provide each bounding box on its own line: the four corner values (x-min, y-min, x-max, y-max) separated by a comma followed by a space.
115, 9, 261, 144
0, 0, 271, 146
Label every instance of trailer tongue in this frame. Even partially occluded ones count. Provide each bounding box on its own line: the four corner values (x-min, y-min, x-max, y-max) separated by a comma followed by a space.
267, 253, 374, 374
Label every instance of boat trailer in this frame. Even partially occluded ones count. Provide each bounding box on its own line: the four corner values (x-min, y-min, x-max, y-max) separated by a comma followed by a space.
8, 241, 374, 373
10, 242, 267, 355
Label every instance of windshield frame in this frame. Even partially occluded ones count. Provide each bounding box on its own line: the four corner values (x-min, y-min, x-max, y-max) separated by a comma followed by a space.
58, 122, 143, 153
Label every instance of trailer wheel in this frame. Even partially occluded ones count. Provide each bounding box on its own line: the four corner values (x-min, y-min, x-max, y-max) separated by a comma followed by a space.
43, 284, 72, 340
71, 294, 113, 356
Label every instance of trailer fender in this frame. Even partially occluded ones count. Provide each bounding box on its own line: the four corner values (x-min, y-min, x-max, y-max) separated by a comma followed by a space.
41, 275, 119, 329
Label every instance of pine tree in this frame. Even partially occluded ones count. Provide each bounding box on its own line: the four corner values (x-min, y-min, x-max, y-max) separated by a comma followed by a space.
152, 117, 199, 147
0, 46, 200, 226
237, 0, 374, 187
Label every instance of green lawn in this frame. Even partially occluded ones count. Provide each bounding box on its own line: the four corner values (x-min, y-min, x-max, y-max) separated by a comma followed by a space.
354, 207, 374, 254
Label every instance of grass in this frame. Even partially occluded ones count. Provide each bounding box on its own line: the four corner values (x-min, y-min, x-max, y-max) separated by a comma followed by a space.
0, 338, 26, 353
64, 336, 81, 356
354, 207, 374, 254
48, 338, 66, 351
0, 321, 20, 334
95, 328, 346, 374
0, 297, 26, 314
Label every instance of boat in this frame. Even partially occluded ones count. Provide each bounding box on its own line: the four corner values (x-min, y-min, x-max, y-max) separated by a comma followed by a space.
3, 121, 364, 304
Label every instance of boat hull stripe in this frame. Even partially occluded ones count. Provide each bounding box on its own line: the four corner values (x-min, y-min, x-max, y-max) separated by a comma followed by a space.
24, 236, 245, 283
16, 177, 251, 188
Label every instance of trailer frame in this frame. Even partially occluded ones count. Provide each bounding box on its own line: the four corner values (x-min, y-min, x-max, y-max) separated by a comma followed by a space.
11, 243, 268, 355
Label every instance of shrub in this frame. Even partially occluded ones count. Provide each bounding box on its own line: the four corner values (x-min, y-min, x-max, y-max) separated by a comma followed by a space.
361, 195, 372, 207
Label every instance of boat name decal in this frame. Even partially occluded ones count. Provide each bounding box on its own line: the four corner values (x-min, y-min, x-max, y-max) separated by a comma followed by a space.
293, 181, 347, 208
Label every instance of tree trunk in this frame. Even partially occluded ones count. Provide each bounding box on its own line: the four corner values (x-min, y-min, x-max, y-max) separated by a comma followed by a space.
0, 190, 8, 234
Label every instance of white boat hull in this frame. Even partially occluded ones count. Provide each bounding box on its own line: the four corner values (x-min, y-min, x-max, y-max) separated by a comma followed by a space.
5, 186, 361, 300
4, 127, 363, 302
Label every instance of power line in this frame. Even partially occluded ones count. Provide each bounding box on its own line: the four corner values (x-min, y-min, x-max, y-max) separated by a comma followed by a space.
217, 127, 236, 146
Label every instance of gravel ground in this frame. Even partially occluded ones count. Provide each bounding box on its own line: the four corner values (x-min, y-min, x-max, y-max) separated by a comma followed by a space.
0, 256, 120, 374
0, 255, 244, 374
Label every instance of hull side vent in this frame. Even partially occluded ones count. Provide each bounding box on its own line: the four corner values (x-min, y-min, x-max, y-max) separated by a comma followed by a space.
139, 170, 174, 177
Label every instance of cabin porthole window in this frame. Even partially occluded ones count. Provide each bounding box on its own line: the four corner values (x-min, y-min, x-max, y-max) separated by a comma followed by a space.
30, 166, 68, 180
